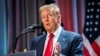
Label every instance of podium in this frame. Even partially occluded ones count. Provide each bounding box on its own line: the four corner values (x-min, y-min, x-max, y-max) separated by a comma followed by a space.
7, 50, 36, 56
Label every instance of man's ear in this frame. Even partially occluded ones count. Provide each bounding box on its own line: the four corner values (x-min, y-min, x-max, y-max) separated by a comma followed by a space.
58, 15, 61, 24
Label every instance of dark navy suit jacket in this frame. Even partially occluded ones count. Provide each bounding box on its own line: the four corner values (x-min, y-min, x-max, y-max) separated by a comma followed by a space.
30, 29, 84, 56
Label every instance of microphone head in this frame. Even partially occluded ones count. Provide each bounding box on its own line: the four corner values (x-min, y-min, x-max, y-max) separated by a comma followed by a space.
22, 24, 41, 33
29, 24, 41, 29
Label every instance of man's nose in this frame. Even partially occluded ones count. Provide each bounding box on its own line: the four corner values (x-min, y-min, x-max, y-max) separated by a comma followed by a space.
45, 15, 49, 21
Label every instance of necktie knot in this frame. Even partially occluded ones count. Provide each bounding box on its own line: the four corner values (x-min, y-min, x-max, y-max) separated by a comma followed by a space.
49, 33, 54, 39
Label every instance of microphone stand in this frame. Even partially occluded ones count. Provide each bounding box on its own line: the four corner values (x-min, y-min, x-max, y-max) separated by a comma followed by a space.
8, 29, 35, 54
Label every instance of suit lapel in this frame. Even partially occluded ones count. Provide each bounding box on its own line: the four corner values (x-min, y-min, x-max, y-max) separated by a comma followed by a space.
57, 29, 67, 48
37, 33, 47, 56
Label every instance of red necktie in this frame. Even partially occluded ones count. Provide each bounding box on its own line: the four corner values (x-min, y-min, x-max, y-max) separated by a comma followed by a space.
44, 33, 54, 56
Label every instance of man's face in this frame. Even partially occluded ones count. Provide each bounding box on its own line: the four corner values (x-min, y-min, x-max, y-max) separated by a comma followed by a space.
40, 9, 60, 33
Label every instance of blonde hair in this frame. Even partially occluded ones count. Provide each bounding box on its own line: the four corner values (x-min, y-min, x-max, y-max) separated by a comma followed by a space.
39, 3, 61, 24
39, 3, 61, 16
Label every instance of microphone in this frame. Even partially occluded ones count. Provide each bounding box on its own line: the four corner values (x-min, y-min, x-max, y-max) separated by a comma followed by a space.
28, 24, 41, 29
9, 24, 42, 53
23, 24, 42, 33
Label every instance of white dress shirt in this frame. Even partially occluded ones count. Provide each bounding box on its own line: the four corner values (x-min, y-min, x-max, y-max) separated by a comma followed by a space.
43, 25, 62, 56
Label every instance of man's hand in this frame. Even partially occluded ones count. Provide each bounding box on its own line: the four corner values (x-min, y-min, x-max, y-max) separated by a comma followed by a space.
54, 42, 61, 56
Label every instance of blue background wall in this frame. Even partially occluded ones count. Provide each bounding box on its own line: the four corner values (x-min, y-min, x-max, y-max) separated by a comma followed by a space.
0, 0, 8, 56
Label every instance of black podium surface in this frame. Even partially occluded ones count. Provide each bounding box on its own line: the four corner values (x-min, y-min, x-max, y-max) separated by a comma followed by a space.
7, 50, 36, 56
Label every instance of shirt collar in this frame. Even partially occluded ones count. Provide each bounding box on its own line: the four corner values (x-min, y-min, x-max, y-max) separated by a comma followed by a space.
53, 25, 62, 37
47, 25, 62, 37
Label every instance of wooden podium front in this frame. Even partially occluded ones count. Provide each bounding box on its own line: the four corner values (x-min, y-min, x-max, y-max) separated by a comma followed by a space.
7, 50, 36, 56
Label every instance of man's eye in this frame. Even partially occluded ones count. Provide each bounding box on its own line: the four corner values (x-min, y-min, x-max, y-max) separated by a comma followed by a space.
48, 14, 52, 17
42, 16, 45, 19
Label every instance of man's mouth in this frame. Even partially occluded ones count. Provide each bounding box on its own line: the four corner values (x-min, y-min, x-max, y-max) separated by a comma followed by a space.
46, 23, 49, 26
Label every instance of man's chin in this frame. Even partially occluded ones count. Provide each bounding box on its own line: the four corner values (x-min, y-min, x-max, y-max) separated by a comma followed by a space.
45, 28, 51, 32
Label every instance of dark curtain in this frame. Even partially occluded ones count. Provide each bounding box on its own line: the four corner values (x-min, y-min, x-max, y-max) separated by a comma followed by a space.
8, 0, 45, 53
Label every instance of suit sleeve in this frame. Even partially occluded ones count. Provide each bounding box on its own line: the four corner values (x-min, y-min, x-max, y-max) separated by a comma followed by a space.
30, 39, 35, 50
71, 34, 84, 56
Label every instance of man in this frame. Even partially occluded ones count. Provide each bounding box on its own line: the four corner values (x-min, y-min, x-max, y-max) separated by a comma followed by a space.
31, 3, 83, 56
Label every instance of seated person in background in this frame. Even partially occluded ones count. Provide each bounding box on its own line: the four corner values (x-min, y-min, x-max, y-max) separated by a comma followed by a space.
30, 3, 84, 56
